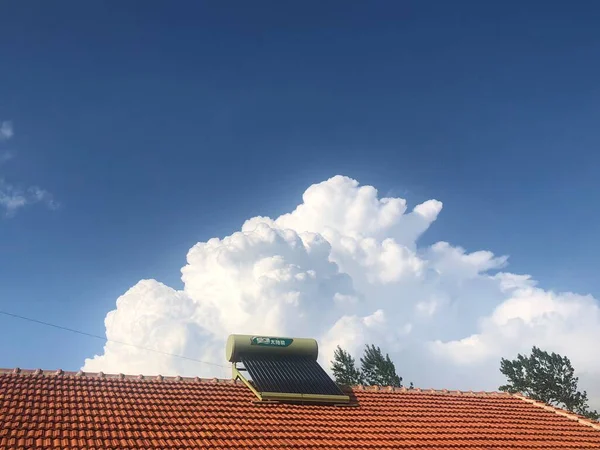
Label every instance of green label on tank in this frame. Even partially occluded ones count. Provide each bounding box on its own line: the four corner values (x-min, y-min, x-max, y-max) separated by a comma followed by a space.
250, 336, 293, 347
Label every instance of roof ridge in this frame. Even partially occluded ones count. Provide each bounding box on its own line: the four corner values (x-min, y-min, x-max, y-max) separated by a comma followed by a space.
0, 368, 517, 398
339, 384, 510, 396
513, 394, 600, 430
0, 368, 242, 384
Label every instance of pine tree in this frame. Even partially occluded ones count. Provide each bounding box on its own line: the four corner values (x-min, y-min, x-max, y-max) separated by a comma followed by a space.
499, 346, 599, 421
331, 346, 363, 386
360, 344, 402, 387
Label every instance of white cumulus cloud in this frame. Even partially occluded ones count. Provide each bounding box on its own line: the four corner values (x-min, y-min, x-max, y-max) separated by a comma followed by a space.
83, 175, 600, 408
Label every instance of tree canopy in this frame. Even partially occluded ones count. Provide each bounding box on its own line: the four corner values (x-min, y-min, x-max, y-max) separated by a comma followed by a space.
331, 346, 363, 386
361, 344, 403, 387
330, 344, 403, 388
499, 346, 599, 421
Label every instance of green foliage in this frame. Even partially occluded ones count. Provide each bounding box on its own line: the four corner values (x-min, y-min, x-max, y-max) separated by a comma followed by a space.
499, 346, 599, 421
360, 344, 403, 387
331, 346, 363, 386
331, 344, 406, 388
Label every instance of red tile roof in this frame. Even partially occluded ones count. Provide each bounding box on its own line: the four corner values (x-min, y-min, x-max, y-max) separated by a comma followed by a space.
1, 368, 600, 449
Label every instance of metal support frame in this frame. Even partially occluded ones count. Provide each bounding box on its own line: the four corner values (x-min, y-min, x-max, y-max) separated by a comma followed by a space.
232, 363, 263, 400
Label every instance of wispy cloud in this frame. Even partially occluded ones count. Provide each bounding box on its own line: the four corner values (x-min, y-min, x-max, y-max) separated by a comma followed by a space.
0, 180, 28, 213
0, 119, 58, 217
0, 180, 59, 217
0, 121, 13, 140
0, 151, 12, 164
28, 186, 59, 210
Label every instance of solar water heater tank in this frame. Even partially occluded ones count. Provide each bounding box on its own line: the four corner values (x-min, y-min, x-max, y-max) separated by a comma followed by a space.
226, 334, 318, 362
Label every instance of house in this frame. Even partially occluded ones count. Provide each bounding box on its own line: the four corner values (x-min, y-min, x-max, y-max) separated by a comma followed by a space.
1, 335, 600, 449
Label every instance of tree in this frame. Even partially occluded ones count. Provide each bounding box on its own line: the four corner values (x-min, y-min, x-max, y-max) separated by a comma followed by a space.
331, 346, 363, 386
499, 346, 599, 421
360, 344, 403, 387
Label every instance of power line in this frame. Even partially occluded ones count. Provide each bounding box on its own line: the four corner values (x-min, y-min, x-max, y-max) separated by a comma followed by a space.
0, 309, 227, 369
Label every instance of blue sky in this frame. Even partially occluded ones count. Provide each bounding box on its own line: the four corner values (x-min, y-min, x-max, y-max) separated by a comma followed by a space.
1, 1, 600, 380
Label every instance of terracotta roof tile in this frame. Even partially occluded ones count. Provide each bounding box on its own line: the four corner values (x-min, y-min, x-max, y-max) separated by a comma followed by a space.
0, 368, 599, 449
